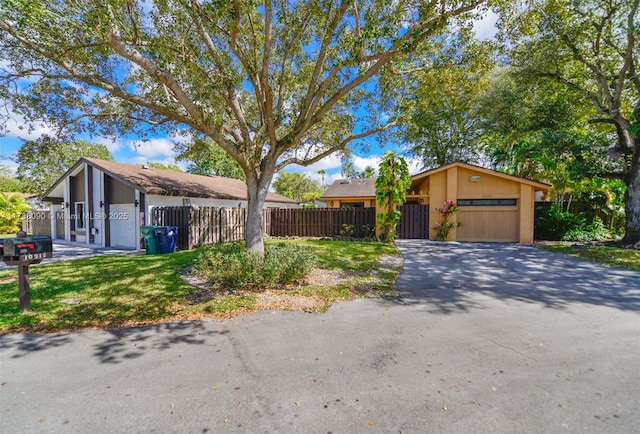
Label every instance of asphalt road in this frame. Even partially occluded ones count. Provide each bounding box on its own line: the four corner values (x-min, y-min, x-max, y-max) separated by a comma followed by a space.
1, 240, 639, 433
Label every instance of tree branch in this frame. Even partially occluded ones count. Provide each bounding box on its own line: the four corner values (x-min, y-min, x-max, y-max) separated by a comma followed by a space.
276, 122, 396, 169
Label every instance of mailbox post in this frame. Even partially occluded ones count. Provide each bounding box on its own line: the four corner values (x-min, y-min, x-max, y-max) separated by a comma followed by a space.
1, 236, 53, 312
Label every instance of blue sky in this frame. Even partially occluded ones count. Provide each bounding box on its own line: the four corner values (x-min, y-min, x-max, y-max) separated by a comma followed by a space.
0, 10, 498, 186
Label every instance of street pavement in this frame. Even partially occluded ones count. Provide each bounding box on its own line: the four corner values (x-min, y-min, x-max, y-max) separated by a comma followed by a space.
1, 240, 639, 433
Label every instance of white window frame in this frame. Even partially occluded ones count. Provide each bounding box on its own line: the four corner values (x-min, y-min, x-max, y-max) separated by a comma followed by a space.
75, 202, 86, 231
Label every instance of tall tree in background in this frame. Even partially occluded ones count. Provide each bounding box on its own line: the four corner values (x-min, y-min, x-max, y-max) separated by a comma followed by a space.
146, 161, 184, 172
0, 0, 491, 254
175, 138, 245, 180
340, 160, 359, 179
273, 172, 323, 203
317, 169, 327, 187
500, 0, 639, 242
399, 29, 496, 169
361, 166, 377, 178
13, 136, 112, 194
0, 163, 23, 192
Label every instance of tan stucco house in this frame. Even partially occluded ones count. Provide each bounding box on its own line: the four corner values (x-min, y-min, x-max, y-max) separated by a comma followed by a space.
321, 162, 550, 243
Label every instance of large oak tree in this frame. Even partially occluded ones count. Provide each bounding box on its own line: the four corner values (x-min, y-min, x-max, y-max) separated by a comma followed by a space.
0, 0, 489, 254
500, 0, 640, 243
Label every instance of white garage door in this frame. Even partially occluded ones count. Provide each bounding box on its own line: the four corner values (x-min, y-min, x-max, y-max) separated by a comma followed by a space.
109, 204, 137, 248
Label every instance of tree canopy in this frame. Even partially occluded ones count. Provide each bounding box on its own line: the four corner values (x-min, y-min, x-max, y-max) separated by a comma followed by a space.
0, 0, 493, 254
272, 172, 323, 203
12, 136, 112, 194
399, 28, 496, 169
498, 0, 639, 243
175, 138, 245, 180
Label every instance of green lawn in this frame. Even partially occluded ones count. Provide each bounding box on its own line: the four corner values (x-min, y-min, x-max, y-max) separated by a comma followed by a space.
0, 239, 400, 333
538, 243, 640, 272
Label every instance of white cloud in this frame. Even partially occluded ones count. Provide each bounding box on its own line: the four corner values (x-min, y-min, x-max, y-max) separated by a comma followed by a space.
2, 108, 57, 141
352, 155, 382, 173
473, 10, 499, 41
95, 137, 124, 153
286, 152, 343, 183
406, 157, 424, 175
128, 138, 177, 158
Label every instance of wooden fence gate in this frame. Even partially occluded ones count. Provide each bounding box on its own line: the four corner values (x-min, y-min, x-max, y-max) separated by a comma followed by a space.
397, 204, 429, 239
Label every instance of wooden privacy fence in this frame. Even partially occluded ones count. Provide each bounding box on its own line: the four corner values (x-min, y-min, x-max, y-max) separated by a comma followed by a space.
22, 210, 52, 236
269, 207, 376, 238
151, 206, 247, 251
151, 205, 428, 251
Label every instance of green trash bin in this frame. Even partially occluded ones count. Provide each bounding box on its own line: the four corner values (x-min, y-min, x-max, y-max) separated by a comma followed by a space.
141, 226, 158, 254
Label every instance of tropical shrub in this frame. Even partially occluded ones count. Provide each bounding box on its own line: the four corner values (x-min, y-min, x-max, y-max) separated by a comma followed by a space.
0, 192, 32, 234
433, 200, 461, 241
194, 241, 316, 290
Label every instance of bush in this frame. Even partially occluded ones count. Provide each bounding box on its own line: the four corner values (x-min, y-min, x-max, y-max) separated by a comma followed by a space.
194, 241, 317, 290
535, 205, 586, 240
561, 217, 612, 242
535, 205, 613, 241
263, 242, 317, 285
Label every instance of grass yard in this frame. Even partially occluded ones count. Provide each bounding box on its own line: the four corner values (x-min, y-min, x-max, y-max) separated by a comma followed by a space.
0, 239, 400, 333
538, 242, 640, 272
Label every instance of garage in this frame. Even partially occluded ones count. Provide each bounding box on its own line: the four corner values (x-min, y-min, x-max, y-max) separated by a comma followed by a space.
108, 204, 137, 248
457, 203, 520, 242
407, 162, 550, 243
322, 162, 550, 243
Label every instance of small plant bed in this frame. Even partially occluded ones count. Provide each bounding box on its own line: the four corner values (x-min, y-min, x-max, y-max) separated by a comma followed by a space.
185, 239, 401, 315
0, 239, 401, 333
536, 241, 640, 271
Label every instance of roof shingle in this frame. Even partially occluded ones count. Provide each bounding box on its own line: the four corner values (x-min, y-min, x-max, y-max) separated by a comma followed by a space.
321, 178, 376, 199
44, 158, 296, 204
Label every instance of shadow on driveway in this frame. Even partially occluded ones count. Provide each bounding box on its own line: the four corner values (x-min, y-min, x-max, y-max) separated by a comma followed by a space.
393, 240, 640, 313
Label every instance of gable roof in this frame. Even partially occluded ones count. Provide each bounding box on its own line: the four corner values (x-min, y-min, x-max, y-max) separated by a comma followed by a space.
411, 161, 551, 190
321, 178, 377, 199
320, 162, 551, 200
42, 158, 297, 204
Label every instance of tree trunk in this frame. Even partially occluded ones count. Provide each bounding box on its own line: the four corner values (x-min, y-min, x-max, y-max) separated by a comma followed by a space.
245, 174, 272, 256
623, 141, 640, 244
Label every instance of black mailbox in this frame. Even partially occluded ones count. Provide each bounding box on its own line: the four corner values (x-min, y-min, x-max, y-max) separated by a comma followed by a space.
2, 236, 53, 261
2, 236, 53, 312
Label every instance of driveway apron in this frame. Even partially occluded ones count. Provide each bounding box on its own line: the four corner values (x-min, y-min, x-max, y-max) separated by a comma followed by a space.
1, 240, 639, 434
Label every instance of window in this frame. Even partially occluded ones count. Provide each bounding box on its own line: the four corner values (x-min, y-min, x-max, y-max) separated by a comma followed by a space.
340, 202, 364, 208
75, 202, 85, 230
457, 199, 517, 207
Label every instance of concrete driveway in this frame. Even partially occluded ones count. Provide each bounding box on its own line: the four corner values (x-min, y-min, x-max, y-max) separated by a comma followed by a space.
0, 242, 140, 271
1, 241, 639, 433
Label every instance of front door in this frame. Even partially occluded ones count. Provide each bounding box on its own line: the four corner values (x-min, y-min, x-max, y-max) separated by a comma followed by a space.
55, 211, 65, 240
